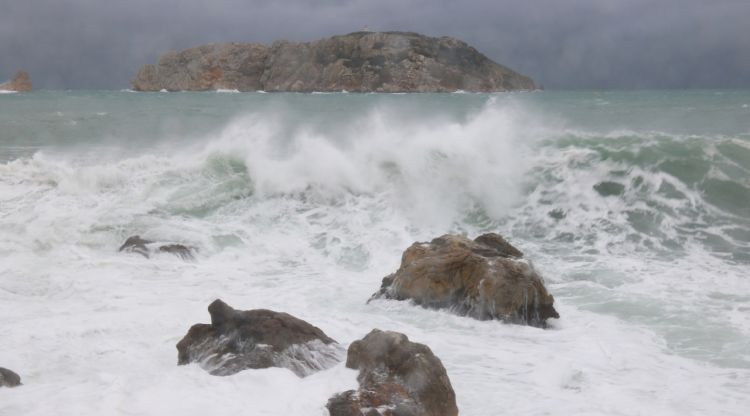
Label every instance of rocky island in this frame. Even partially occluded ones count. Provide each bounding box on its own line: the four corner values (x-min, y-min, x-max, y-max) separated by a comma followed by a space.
132, 31, 535, 92
0, 71, 32, 92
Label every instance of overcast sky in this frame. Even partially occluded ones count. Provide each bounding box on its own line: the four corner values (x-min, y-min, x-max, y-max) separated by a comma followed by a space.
1, 0, 749, 89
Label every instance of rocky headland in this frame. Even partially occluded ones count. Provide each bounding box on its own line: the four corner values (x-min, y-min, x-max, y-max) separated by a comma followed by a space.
132, 32, 535, 92
0, 71, 32, 92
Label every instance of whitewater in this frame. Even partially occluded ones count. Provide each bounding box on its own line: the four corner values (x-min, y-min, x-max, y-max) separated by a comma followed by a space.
1, 90, 749, 415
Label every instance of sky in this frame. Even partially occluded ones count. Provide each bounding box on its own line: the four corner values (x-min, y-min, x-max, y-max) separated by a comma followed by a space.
1, 0, 749, 89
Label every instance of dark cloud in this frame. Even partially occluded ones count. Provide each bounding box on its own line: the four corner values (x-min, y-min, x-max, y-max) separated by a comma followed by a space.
1, 0, 748, 89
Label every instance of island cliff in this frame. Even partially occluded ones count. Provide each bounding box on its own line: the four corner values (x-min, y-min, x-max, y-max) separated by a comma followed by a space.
0, 71, 32, 92
132, 32, 535, 92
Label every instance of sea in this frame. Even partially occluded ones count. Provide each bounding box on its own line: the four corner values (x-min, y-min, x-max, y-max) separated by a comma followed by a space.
1, 90, 749, 415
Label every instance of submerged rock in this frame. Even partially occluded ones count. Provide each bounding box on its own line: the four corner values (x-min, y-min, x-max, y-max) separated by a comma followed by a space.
0, 71, 32, 92
327, 329, 458, 416
176, 299, 343, 377
371, 233, 559, 327
118, 235, 195, 260
132, 31, 535, 92
0, 367, 21, 387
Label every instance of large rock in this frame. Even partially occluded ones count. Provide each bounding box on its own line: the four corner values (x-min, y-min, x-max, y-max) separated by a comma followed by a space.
119, 235, 195, 260
0, 71, 32, 92
327, 329, 457, 416
0, 367, 21, 387
132, 32, 535, 92
371, 233, 559, 327
176, 299, 343, 377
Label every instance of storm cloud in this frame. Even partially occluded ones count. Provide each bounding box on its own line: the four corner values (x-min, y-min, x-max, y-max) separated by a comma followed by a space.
1, 0, 748, 89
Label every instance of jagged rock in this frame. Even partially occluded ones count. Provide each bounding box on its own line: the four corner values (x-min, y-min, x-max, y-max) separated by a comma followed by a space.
118, 235, 195, 260
371, 233, 559, 327
132, 32, 535, 92
0, 367, 21, 387
327, 329, 457, 416
176, 299, 343, 377
0, 71, 32, 92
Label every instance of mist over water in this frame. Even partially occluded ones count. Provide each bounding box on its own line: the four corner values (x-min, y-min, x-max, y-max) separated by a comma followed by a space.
1, 90, 749, 415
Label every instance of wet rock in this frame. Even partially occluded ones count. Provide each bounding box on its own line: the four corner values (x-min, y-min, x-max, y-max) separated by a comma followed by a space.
0, 367, 21, 387
176, 299, 343, 377
371, 233, 559, 327
0, 71, 32, 92
157, 244, 194, 260
327, 329, 457, 416
119, 235, 151, 257
118, 235, 195, 260
132, 32, 536, 92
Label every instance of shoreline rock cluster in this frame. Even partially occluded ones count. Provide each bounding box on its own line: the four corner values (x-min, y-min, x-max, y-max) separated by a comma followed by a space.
178, 300, 459, 416
6, 232, 558, 414
162, 232, 557, 415
2, 233, 557, 411
132, 31, 536, 93
0, 71, 32, 92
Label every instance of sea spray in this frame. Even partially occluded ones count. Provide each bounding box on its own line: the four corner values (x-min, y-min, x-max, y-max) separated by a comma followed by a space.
1, 90, 748, 415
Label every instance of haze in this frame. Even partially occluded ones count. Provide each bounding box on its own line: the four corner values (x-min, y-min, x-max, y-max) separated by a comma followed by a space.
1, 0, 749, 89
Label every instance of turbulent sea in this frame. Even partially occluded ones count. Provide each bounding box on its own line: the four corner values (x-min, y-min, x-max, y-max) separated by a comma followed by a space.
1, 90, 749, 415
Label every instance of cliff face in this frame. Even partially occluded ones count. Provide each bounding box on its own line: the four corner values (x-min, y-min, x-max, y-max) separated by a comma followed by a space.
132, 32, 535, 92
0, 71, 32, 92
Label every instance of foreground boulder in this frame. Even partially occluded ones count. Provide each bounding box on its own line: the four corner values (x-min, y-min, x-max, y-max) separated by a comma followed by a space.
0, 367, 21, 387
176, 299, 343, 377
327, 329, 457, 416
132, 31, 535, 92
371, 233, 559, 327
119, 235, 195, 260
0, 71, 32, 92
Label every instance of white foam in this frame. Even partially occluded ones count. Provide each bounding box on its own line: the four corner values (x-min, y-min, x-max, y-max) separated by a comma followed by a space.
1, 97, 748, 415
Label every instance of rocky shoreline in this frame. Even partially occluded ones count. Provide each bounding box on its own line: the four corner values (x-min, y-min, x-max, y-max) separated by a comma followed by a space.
132, 32, 536, 93
7, 233, 557, 415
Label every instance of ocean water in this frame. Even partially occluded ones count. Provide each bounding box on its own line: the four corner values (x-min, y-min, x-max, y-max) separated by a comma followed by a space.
1, 90, 749, 415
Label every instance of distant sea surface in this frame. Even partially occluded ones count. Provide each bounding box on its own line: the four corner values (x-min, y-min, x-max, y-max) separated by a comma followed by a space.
1, 90, 749, 415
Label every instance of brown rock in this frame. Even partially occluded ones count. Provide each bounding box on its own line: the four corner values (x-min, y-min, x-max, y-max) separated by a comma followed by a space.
0, 71, 32, 92
0, 367, 21, 387
176, 299, 343, 377
132, 32, 535, 92
327, 329, 458, 416
371, 233, 559, 327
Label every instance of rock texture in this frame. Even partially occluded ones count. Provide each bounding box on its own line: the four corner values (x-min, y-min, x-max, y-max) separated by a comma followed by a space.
0, 367, 21, 387
327, 329, 457, 416
0, 71, 32, 92
176, 299, 343, 377
371, 233, 559, 327
132, 32, 535, 92
119, 235, 195, 260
